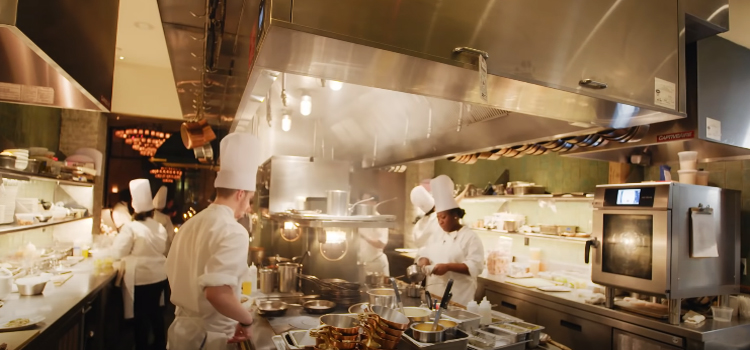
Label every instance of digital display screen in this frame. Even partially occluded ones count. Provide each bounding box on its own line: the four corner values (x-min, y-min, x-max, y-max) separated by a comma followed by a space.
616, 189, 641, 205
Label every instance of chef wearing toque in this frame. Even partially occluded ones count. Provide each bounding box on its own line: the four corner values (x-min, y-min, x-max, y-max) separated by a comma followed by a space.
112, 179, 169, 350
166, 133, 260, 350
410, 184, 439, 251
416, 175, 485, 306
152, 186, 175, 254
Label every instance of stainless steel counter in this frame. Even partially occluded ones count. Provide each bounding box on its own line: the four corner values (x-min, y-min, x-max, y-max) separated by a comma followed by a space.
0, 260, 116, 348
478, 274, 750, 347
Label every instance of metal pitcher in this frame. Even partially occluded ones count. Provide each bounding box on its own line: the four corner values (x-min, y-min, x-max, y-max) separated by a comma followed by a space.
277, 262, 301, 293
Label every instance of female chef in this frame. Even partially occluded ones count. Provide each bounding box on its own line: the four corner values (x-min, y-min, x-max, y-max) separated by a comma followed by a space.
112, 179, 169, 350
416, 175, 485, 306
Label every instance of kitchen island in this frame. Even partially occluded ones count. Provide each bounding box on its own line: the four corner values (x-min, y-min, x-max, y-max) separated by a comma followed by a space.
0, 260, 116, 350
479, 275, 750, 350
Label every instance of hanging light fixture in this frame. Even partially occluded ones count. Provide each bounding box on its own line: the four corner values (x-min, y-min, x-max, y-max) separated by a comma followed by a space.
300, 95, 312, 116
114, 129, 171, 156
281, 114, 292, 132
329, 81, 344, 91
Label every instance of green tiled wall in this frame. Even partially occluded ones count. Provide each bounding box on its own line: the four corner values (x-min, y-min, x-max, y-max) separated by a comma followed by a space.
646, 160, 750, 286
435, 154, 609, 194
0, 102, 61, 152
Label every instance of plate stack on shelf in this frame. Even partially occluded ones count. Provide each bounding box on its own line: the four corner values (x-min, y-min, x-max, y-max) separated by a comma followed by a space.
4, 149, 29, 171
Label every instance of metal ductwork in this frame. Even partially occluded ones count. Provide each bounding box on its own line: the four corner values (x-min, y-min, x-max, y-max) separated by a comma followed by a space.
0, 0, 119, 111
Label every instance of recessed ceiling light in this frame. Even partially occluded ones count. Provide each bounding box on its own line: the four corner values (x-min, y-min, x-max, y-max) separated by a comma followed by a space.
119, 56, 125, 60
134, 21, 154, 30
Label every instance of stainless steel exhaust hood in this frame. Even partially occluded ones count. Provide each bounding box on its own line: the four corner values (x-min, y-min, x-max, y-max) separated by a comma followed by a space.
566, 35, 750, 164
161, 0, 695, 167
0, 0, 120, 111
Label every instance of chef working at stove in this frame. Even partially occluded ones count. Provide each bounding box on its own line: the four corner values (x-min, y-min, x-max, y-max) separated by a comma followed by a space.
410, 184, 439, 251
416, 175, 485, 306
166, 133, 260, 350
358, 193, 390, 275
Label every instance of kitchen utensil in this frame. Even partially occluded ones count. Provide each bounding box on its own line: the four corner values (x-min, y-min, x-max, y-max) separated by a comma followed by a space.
405, 284, 423, 298
303, 300, 337, 314
509, 321, 545, 347
425, 291, 433, 309
348, 302, 370, 314
403, 307, 431, 322
368, 288, 396, 308
370, 305, 410, 330
278, 262, 301, 293
390, 277, 406, 316
326, 190, 350, 216
406, 264, 425, 284
257, 300, 288, 317
411, 322, 445, 343
259, 268, 276, 294
320, 314, 359, 335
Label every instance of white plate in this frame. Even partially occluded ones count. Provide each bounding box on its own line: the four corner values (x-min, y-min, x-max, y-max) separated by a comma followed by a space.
0, 315, 44, 331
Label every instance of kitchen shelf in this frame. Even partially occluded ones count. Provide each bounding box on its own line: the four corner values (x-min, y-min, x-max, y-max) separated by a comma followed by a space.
462, 195, 594, 203
0, 168, 93, 187
0, 216, 92, 235
473, 228, 591, 243
271, 212, 397, 228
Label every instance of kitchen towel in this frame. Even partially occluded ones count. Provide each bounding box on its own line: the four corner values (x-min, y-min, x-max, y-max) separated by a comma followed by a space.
690, 210, 719, 258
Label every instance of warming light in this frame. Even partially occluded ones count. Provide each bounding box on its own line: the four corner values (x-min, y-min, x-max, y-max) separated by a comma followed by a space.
328, 81, 343, 91
114, 128, 171, 157
300, 95, 312, 116
111, 185, 119, 193
281, 114, 292, 132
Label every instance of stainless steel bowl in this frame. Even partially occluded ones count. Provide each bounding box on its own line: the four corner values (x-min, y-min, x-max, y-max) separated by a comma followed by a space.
16, 280, 47, 296
403, 307, 431, 322
410, 322, 445, 343
370, 305, 410, 330
367, 288, 396, 308
319, 314, 359, 335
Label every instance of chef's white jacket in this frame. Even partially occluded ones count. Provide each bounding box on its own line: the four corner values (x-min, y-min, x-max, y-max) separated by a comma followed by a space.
358, 227, 389, 275
153, 210, 175, 254
413, 213, 440, 250
112, 218, 168, 285
417, 225, 485, 306
166, 204, 249, 348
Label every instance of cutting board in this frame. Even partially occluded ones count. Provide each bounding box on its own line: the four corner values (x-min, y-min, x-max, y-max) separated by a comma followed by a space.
0, 330, 40, 349
505, 278, 557, 288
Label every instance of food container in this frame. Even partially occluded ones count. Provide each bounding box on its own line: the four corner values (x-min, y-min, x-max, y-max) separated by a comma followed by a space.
402, 328, 470, 350
711, 306, 733, 322
15, 213, 36, 226
539, 225, 557, 235
556, 225, 577, 236
25, 159, 41, 173
277, 262, 300, 293
678, 151, 698, 170
259, 268, 276, 293
326, 190, 350, 216
487, 324, 531, 342
410, 323, 445, 343
508, 321, 544, 348
15, 276, 49, 296
696, 170, 709, 186
678, 170, 697, 184
403, 307, 432, 322
442, 309, 481, 333
368, 288, 396, 308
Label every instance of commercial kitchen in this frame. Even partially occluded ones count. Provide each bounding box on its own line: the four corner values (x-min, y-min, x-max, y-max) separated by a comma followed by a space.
1, 0, 750, 349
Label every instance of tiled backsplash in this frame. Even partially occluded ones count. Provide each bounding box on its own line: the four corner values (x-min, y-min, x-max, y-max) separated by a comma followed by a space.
435, 155, 609, 194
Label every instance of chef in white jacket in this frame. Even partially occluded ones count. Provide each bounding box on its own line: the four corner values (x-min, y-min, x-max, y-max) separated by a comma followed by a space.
410, 185, 439, 250
153, 186, 176, 254
112, 179, 169, 350
166, 133, 259, 350
416, 175, 485, 306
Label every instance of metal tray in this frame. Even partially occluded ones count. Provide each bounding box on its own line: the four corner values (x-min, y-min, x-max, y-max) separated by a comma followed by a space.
402, 328, 470, 349
467, 339, 529, 350
481, 324, 530, 343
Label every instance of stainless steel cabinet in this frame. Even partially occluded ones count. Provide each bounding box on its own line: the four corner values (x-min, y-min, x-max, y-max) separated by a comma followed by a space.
485, 290, 537, 323
613, 329, 682, 350
292, 0, 679, 111
536, 307, 613, 350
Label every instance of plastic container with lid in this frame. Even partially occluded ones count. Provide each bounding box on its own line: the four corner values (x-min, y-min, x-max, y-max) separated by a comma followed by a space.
678, 151, 698, 170
479, 296, 492, 325
678, 170, 697, 184
712, 306, 733, 322
696, 170, 709, 186
242, 264, 258, 295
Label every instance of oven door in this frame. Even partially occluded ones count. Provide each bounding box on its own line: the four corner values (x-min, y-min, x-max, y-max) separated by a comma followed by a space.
590, 209, 671, 295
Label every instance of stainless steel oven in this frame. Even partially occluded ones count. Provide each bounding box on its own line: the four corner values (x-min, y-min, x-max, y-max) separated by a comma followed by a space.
587, 183, 740, 301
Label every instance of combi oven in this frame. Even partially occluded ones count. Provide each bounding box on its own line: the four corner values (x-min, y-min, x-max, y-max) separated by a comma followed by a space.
586, 183, 740, 324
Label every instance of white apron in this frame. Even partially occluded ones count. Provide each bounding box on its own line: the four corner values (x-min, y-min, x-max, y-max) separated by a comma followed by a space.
168, 308, 235, 350
423, 231, 478, 306
119, 256, 166, 319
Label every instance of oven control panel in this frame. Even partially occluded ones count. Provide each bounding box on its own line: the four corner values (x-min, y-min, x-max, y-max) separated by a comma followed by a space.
603, 187, 656, 207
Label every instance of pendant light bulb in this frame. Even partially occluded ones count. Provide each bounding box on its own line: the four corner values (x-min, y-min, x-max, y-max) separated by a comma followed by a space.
281, 114, 292, 132
329, 81, 344, 91
300, 95, 312, 116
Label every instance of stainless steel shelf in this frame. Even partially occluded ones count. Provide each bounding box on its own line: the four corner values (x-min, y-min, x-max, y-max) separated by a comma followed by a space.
462, 195, 594, 203
472, 228, 590, 243
0, 216, 92, 235
271, 212, 397, 228
0, 168, 94, 187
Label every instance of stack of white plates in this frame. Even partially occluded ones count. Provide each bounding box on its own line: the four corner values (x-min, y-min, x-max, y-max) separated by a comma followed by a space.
4, 149, 29, 171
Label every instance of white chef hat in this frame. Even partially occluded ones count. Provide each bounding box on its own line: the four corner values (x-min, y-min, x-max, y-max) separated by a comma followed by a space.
214, 132, 262, 192
410, 185, 434, 214
430, 175, 459, 213
153, 186, 168, 210
129, 179, 154, 214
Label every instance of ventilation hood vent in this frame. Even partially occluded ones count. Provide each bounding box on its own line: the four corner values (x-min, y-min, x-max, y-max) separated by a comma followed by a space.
566, 36, 750, 164
0, 0, 119, 111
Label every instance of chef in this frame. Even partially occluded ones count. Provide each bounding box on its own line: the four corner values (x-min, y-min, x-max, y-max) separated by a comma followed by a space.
166, 133, 259, 350
358, 194, 389, 275
416, 175, 485, 306
112, 179, 169, 350
410, 185, 438, 250
112, 188, 132, 230
152, 186, 176, 254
